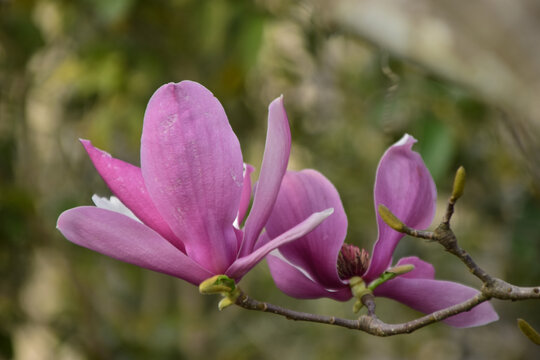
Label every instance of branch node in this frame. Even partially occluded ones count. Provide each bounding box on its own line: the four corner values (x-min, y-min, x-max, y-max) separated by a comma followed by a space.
361, 293, 377, 316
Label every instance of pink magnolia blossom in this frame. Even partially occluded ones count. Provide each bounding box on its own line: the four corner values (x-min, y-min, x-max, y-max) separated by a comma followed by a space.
57, 81, 332, 285
263, 135, 498, 328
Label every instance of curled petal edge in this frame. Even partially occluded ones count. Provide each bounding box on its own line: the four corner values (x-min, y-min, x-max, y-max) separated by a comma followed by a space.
227, 208, 333, 280
267, 255, 352, 301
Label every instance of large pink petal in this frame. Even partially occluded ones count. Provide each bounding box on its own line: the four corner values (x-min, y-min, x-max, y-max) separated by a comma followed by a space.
140, 81, 244, 274
266, 255, 351, 301
240, 96, 291, 256
81, 140, 184, 252
374, 277, 499, 328
364, 134, 437, 282
262, 170, 347, 289
57, 206, 213, 285
226, 208, 334, 280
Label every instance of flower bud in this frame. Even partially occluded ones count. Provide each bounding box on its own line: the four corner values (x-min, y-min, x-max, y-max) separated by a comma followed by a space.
517, 318, 540, 345
451, 166, 466, 201
378, 204, 405, 232
387, 264, 415, 276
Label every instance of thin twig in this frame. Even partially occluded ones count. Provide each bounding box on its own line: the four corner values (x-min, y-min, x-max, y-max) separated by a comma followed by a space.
234, 274, 540, 336
361, 293, 377, 317
433, 222, 493, 284
442, 194, 457, 225
400, 226, 435, 240
235, 290, 490, 336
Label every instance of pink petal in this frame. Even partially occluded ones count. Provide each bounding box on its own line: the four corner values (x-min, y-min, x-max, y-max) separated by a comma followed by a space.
80, 140, 184, 252
240, 96, 291, 256
140, 81, 244, 274
234, 227, 244, 253
374, 277, 499, 327
226, 208, 334, 280
393, 256, 435, 279
262, 170, 347, 289
266, 255, 351, 301
364, 134, 437, 282
237, 164, 255, 226
57, 206, 213, 285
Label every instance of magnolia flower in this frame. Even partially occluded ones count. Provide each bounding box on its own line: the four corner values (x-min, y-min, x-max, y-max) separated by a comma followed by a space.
57, 81, 332, 286
264, 135, 498, 327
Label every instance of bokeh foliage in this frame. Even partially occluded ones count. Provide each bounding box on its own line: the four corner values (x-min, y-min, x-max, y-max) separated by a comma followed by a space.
1, 0, 539, 359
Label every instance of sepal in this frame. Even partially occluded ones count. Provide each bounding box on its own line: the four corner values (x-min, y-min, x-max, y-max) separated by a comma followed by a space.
199, 275, 236, 295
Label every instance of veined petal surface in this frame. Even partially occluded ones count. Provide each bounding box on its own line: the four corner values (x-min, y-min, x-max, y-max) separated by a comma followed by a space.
241, 96, 291, 256
392, 256, 435, 279
81, 140, 184, 251
141, 81, 243, 273
57, 206, 212, 285
374, 277, 499, 328
226, 208, 334, 280
365, 134, 437, 281
263, 170, 347, 289
266, 255, 351, 301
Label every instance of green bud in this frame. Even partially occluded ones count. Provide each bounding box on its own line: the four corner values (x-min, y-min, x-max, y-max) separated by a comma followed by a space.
452, 166, 466, 201
218, 297, 235, 311
517, 318, 540, 345
387, 264, 415, 275
353, 299, 364, 314
378, 204, 405, 232
199, 275, 236, 295
367, 266, 414, 292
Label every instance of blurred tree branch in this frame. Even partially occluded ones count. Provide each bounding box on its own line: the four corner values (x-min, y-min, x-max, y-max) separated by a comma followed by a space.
328, 0, 540, 186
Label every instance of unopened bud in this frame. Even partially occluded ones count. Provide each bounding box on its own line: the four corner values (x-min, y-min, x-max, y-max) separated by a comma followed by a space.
451, 166, 466, 201
353, 300, 364, 314
387, 264, 415, 276
368, 265, 415, 291
517, 318, 540, 345
378, 204, 405, 232
199, 275, 236, 295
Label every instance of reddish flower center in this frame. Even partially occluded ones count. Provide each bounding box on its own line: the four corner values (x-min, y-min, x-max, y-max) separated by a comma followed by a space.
337, 243, 370, 280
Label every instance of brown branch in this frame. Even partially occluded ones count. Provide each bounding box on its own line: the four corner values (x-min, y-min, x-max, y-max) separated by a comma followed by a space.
482, 279, 540, 300
399, 226, 435, 240
235, 289, 490, 336
405, 168, 540, 300
433, 222, 494, 284
361, 293, 377, 317
234, 267, 540, 337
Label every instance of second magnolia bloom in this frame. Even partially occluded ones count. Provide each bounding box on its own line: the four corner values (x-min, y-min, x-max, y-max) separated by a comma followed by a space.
265, 135, 498, 328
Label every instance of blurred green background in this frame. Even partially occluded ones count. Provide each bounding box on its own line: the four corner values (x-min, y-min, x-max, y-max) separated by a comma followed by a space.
1, 0, 539, 359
